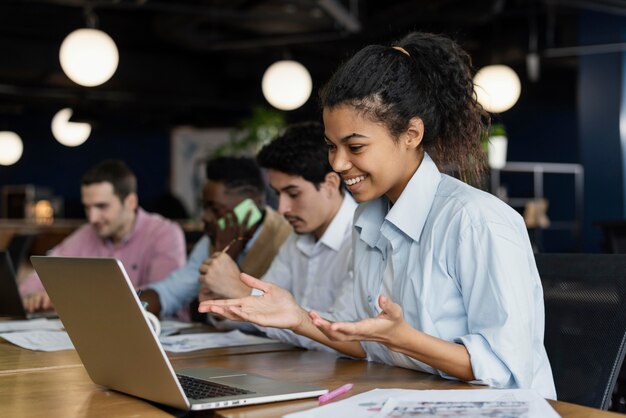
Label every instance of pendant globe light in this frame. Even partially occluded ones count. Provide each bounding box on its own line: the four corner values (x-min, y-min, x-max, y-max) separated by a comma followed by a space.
59, 9, 118, 87
51, 108, 92, 147
0, 131, 23, 166
473, 65, 521, 113
60, 28, 118, 87
262, 60, 312, 111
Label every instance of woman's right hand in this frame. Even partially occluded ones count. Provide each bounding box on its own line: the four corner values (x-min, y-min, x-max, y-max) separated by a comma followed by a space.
198, 273, 309, 330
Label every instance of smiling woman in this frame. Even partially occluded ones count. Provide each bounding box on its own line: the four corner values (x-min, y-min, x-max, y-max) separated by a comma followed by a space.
198, 31, 556, 399
317, 31, 555, 397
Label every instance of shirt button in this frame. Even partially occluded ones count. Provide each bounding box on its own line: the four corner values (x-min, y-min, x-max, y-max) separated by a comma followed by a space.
367, 295, 372, 302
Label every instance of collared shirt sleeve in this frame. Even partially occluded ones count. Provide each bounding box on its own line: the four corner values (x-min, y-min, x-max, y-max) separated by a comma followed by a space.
141, 219, 186, 285
453, 218, 540, 390
256, 238, 357, 352
19, 226, 90, 296
261, 269, 357, 352
251, 233, 296, 296
148, 236, 209, 317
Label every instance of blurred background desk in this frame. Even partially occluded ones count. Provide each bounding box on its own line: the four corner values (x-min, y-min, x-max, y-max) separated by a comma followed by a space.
0, 219, 81, 254
0, 219, 205, 281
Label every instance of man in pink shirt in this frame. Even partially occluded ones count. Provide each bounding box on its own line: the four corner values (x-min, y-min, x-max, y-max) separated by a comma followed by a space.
20, 160, 186, 313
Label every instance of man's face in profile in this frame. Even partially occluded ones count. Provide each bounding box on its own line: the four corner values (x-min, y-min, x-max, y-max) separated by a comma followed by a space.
201, 180, 247, 241
81, 181, 136, 243
267, 169, 336, 240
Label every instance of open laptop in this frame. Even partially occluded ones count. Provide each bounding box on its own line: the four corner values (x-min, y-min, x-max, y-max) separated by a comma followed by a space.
0, 250, 56, 319
31, 255, 327, 411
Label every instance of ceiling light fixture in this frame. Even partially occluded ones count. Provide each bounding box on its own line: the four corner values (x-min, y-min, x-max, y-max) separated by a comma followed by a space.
59, 28, 119, 87
0, 131, 24, 166
51, 108, 92, 147
473, 65, 521, 113
262, 60, 312, 111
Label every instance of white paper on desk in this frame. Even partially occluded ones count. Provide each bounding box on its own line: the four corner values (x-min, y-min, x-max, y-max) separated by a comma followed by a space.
159, 319, 195, 336
0, 330, 74, 351
159, 330, 275, 353
284, 388, 560, 418
0, 318, 64, 333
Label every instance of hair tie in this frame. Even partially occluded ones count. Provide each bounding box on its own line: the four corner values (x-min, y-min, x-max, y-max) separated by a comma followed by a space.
392, 46, 410, 57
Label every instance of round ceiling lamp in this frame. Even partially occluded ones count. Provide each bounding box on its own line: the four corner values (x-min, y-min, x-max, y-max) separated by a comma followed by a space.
0, 131, 24, 166
59, 28, 119, 87
51, 108, 92, 147
473, 65, 521, 113
262, 60, 312, 111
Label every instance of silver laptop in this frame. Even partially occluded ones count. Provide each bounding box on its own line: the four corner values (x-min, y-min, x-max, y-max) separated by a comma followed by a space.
31, 256, 328, 411
0, 251, 56, 319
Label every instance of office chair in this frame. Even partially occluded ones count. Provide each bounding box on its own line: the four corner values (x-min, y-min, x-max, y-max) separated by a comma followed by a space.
536, 253, 626, 410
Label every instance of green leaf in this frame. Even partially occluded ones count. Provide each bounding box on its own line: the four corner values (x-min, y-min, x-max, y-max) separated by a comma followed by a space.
212, 107, 286, 157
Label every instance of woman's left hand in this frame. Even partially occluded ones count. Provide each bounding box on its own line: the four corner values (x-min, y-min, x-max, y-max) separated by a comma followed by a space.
309, 295, 408, 346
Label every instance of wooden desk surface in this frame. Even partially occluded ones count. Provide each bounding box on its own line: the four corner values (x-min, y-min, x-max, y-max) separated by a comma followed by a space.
0, 338, 295, 374
0, 342, 622, 418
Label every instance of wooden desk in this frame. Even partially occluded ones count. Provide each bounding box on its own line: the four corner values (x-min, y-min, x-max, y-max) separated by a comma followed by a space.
0, 338, 82, 374
0, 342, 622, 418
0, 337, 294, 374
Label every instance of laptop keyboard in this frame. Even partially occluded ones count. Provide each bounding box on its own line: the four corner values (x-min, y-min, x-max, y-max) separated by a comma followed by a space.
176, 374, 254, 400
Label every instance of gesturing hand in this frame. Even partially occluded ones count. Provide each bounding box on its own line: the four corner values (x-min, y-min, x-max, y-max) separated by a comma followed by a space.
309, 295, 408, 346
198, 273, 309, 330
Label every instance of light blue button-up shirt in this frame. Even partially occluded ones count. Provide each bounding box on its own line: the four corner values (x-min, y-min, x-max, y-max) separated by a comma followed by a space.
353, 153, 556, 399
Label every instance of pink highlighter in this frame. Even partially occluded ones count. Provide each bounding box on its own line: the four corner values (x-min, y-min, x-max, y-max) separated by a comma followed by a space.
318, 383, 354, 405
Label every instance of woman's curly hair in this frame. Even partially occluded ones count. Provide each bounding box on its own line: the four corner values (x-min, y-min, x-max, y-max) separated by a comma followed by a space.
320, 32, 488, 185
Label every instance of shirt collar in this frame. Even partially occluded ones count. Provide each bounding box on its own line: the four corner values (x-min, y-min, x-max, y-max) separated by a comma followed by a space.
386, 153, 441, 242
354, 153, 441, 246
296, 193, 357, 253
354, 198, 387, 249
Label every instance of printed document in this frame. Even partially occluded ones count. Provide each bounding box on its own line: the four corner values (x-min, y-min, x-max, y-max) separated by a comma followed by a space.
284, 388, 560, 418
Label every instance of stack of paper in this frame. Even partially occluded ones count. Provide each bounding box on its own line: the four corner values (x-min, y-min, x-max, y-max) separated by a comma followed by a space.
159, 330, 275, 353
284, 388, 560, 418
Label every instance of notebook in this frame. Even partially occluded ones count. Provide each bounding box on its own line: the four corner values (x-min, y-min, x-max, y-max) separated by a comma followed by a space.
30, 255, 328, 411
0, 250, 56, 319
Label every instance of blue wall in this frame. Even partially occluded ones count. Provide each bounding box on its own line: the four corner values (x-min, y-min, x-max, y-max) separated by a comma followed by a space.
578, 12, 626, 251
0, 110, 170, 218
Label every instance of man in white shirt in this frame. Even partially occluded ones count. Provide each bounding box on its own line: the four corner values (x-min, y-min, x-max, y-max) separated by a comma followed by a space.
198, 122, 357, 350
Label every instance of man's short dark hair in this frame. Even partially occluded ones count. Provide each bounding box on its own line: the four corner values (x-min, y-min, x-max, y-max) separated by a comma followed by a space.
205, 156, 265, 194
257, 122, 332, 188
81, 160, 137, 201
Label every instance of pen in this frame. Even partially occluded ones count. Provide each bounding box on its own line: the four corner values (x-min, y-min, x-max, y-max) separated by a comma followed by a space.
318, 383, 353, 405
221, 236, 244, 254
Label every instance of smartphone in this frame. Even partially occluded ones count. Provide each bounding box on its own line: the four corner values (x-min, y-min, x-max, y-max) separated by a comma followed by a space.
217, 198, 262, 230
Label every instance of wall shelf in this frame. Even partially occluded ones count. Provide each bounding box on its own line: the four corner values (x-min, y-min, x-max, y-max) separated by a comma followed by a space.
490, 162, 584, 251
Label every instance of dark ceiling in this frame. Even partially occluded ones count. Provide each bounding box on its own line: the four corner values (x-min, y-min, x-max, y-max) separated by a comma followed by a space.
0, 0, 618, 127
